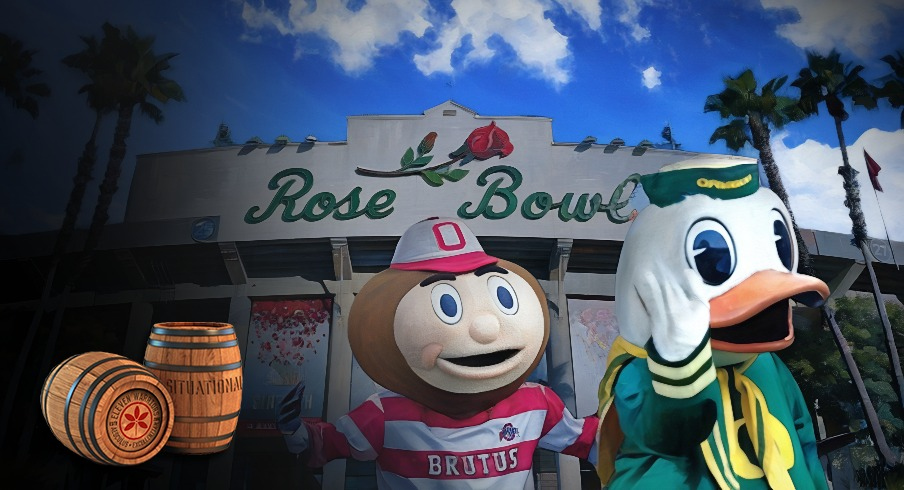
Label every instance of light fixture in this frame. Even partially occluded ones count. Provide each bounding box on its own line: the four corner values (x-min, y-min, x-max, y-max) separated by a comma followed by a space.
632, 139, 654, 156
191, 217, 218, 242
575, 135, 596, 152
604, 137, 625, 153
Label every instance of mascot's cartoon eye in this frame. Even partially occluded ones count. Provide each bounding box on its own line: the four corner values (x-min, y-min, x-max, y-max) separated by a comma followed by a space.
685, 219, 736, 285
771, 209, 794, 271
487, 276, 519, 315
431, 283, 462, 324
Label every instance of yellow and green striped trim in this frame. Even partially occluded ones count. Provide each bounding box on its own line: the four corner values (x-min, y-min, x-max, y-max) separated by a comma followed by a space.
646, 333, 716, 399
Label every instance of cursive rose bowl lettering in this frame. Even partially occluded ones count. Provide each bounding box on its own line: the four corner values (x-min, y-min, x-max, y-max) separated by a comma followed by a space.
245, 168, 396, 224
246, 166, 640, 225
458, 166, 640, 223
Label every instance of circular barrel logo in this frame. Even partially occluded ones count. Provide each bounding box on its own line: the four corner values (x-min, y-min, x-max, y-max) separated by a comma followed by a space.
107, 389, 163, 452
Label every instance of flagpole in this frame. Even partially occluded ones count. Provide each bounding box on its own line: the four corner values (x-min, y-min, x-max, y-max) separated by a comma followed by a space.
864, 149, 899, 270
871, 184, 899, 270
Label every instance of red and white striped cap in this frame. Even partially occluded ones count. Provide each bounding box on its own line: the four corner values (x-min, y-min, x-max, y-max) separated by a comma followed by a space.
390, 217, 498, 273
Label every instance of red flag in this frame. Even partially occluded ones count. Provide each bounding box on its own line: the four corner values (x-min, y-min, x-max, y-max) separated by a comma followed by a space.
864, 149, 883, 192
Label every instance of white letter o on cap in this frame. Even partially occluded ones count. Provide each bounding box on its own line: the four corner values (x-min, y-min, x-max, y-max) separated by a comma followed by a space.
433, 222, 466, 251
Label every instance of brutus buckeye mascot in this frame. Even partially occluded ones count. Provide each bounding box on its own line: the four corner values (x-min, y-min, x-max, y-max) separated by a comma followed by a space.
278, 217, 598, 488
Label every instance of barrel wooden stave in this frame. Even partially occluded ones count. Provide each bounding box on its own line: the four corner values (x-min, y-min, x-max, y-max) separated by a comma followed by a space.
144, 322, 243, 454
40, 351, 174, 465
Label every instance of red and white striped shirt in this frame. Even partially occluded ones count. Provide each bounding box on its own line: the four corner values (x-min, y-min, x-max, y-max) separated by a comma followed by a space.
306, 382, 599, 489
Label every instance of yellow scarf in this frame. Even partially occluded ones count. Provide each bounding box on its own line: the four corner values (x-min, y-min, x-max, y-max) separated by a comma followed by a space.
596, 336, 795, 488
703, 360, 795, 490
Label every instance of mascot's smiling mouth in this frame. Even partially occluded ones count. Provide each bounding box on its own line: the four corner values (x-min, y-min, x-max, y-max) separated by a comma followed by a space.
444, 349, 520, 368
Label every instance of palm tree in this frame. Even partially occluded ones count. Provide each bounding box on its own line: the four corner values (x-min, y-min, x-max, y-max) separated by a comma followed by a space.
703, 69, 814, 274
7, 23, 185, 459
875, 50, 904, 129
791, 49, 877, 246
0, 32, 50, 118
78, 23, 184, 256
792, 49, 900, 469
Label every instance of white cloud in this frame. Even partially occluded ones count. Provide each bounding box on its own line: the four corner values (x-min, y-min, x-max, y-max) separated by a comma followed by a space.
242, 0, 578, 87
241, 0, 433, 73
772, 128, 904, 241
617, 0, 653, 42
557, 0, 603, 30
414, 0, 572, 87
760, 0, 904, 59
641, 65, 661, 89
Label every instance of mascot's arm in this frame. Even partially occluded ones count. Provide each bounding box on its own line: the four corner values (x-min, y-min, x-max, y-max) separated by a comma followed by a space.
614, 266, 719, 455
773, 354, 830, 490
279, 389, 386, 467
536, 384, 600, 464
615, 339, 719, 457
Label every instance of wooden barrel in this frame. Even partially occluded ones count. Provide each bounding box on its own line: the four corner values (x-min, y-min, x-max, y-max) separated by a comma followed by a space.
40, 351, 174, 465
144, 322, 243, 454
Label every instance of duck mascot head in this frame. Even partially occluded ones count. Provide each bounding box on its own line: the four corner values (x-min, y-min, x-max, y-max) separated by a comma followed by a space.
597, 156, 831, 489
279, 217, 599, 487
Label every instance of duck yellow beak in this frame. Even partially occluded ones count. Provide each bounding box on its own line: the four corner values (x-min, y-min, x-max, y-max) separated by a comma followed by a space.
709, 270, 830, 353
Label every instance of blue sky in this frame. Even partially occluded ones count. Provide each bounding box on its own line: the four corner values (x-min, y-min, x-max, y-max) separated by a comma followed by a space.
1, 0, 902, 240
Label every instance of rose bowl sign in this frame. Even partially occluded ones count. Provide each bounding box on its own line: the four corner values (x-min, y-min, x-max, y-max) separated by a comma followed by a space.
244, 121, 640, 226
127, 102, 731, 242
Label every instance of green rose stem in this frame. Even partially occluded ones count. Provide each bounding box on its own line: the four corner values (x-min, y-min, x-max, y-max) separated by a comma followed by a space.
355, 154, 466, 177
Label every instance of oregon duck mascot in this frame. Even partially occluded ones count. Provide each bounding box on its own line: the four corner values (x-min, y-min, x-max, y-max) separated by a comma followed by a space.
278, 217, 598, 489
596, 156, 830, 489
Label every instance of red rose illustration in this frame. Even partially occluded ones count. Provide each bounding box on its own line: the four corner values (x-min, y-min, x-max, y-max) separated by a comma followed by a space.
465, 121, 513, 160
417, 132, 437, 156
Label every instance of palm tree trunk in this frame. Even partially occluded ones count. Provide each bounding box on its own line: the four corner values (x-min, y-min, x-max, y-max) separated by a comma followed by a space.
54, 111, 103, 257
834, 118, 868, 244
0, 111, 103, 448
748, 115, 815, 275
834, 116, 904, 412
862, 241, 904, 411
84, 103, 132, 254
823, 306, 896, 467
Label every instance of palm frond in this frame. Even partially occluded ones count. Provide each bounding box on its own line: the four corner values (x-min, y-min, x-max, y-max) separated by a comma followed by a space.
708, 119, 750, 151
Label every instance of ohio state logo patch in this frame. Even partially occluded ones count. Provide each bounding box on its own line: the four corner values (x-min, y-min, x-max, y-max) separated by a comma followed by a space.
499, 422, 519, 441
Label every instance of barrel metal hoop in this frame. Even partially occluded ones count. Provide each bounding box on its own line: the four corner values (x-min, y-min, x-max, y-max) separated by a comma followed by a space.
147, 339, 238, 349
78, 363, 137, 464
144, 360, 243, 372
168, 430, 235, 443
151, 327, 235, 337
167, 444, 232, 454
42, 352, 81, 425
64, 355, 129, 462
174, 410, 241, 423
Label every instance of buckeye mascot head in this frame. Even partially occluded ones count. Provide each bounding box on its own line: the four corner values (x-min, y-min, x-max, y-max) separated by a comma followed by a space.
348, 217, 550, 418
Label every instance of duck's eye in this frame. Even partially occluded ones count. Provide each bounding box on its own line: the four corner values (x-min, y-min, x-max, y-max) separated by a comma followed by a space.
430, 283, 462, 324
685, 219, 736, 285
771, 209, 794, 271
487, 276, 518, 315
